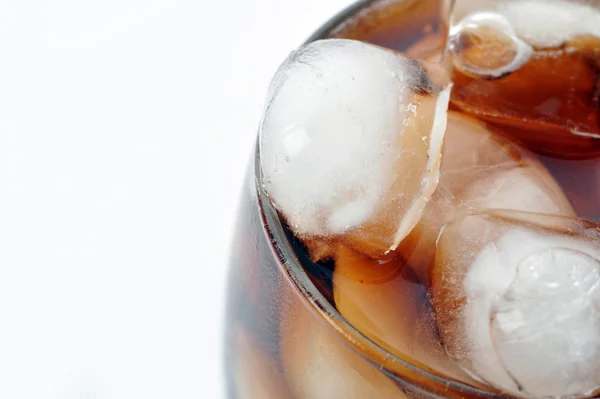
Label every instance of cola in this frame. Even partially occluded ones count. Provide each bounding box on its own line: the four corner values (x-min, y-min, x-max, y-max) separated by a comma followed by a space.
447, 1, 600, 159
225, 0, 600, 398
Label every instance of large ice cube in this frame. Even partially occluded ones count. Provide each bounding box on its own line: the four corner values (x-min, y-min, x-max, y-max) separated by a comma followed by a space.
441, 114, 574, 215
448, 10, 534, 78
260, 39, 451, 258
444, 0, 600, 158
448, 0, 600, 50
399, 112, 574, 283
431, 210, 600, 397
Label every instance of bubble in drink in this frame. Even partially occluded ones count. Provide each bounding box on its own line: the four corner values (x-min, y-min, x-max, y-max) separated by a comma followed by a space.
431, 209, 600, 397
260, 39, 452, 258
445, 0, 600, 158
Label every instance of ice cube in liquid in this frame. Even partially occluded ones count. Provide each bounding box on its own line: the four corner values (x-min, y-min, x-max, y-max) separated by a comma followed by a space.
258, 0, 600, 397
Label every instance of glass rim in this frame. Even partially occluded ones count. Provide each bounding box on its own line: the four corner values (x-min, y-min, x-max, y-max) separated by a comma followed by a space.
254, 1, 504, 394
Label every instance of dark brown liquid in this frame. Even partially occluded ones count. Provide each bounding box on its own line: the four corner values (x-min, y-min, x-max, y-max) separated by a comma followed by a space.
330, 0, 445, 54
226, 0, 600, 398
451, 35, 600, 159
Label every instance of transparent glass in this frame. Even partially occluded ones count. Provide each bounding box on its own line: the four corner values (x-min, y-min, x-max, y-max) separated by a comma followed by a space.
224, 151, 503, 399
223, 0, 600, 398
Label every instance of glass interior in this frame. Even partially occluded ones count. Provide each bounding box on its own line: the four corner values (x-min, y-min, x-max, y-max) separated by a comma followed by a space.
240, 0, 600, 397
256, 97, 505, 398
255, 1, 499, 396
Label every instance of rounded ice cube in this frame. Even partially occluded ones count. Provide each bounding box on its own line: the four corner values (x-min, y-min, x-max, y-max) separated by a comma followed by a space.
447, 11, 533, 78
431, 210, 600, 397
260, 39, 451, 258
448, 0, 600, 50
445, 0, 600, 158
400, 112, 574, 283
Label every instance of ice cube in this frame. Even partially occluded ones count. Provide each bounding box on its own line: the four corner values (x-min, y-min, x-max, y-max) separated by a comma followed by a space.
447, 11, 534, 78
460, 167, 574, 215
399, 112, 575, 283
333, 245, 479, 387
444, 0, 600, 158
280, 293, 405, 399
260, 39, 452, 258
231, 324, 292, 399
447, 0, 600, 49
431, 210, 600, 397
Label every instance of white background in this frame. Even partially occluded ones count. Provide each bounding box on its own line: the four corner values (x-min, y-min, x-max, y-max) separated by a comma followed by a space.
0, 0, 353, 398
